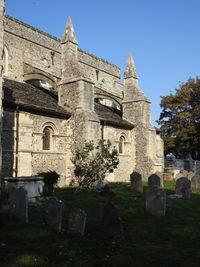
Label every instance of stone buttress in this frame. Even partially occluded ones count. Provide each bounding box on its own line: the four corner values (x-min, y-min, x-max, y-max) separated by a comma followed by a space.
122, 54, 163, 180
58, 17, 100, 152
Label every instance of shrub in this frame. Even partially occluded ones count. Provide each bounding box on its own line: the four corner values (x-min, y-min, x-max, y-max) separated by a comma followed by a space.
71, 139, 119, 192
37, 171, 60, 196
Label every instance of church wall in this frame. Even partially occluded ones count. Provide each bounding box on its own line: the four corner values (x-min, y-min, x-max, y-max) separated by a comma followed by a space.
2, 108, 73, 186
103, 125, 136, 182
30, 113, 73, 186
4, 31, 61, 81
4, 16, 121, 90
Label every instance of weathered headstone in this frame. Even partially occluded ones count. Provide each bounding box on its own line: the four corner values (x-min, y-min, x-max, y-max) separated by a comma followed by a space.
155, 171, 164, 187
145, 186, 166, 216
148, 174, 161, 188
175, 170, 189, 180
130, 172, 143, 193
45, 197, 63, 232
175, 177, 191, 198
9, 187, 28, 223
191, 174, 200, 193
188, 172, 195, 181
100, 184, 116, 199
68, 208, 87, 236
102, 200, 123, 233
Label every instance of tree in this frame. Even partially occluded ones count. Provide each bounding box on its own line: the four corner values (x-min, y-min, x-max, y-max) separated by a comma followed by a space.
157, 77, 200, 159
71, 140, 119, 192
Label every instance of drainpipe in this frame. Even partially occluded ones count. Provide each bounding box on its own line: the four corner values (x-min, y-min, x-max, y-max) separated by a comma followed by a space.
15, 106, 19, 177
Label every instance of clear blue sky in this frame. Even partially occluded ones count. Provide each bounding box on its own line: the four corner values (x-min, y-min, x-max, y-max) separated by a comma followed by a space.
5, 0, 200, 126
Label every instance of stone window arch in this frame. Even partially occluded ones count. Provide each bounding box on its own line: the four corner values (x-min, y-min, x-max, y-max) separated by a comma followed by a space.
41, 122, 57, 151
119, 136, 125, 154
24, 73, 56, 90
43, 126, 53, 150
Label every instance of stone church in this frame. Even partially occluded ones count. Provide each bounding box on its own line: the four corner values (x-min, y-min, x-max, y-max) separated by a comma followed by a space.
0, 0, 163, 186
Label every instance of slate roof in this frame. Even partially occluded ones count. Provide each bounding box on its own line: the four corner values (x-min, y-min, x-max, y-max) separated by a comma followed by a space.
3, 78, 134, 129
3, 78, 71, 118
94, 102, 134, 129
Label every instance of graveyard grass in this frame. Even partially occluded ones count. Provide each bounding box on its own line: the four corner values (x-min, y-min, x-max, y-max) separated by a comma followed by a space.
1, 181, 200, 267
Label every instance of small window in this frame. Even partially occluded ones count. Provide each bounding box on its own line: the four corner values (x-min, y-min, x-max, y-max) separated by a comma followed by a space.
43, 126, 53, 150
96, 70, 99, 81
119, 136, 125, 154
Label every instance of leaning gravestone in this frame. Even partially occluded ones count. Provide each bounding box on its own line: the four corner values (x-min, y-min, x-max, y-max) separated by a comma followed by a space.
175, 177, 191, 198
102, 200, 123, 233
148, 174, 161, 188
45, 197, 63, 232
67, 208, 87, 236
9, 187, 28, 223
191, 174, 200, 193
130, 172, 143, 193
145, 186, 166, 216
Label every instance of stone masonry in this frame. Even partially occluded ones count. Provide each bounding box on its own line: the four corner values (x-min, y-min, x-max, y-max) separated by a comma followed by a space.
0, 2, 164, 185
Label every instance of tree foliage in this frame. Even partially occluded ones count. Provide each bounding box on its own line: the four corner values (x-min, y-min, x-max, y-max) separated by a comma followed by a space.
71, 140, 119, 192
157, 77, 200, 159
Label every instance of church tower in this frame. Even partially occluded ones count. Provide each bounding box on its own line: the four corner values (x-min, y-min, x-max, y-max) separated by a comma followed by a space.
0, 0, 5, 185
58, 17, 100, 151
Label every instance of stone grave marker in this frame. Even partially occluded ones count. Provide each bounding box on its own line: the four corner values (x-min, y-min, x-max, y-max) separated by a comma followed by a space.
102, 200, 123, 233
155, 171, 164, 187
45, 197, 63, 232
188, 172, 195, 181
100, 184, 116, 199
67, 208, 87, 236
145, 186, 166, 216
148, 174, 161, 188
9, 187, 28, 223
175, 177, 191, 198
191, 174, 200, 193
175, 170, 189, 180
130, 172, 143, 193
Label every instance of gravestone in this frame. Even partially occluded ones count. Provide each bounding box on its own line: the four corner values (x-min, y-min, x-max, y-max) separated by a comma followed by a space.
175, 170, 189, 180
188, 172, 195, 181
148, 174, 161, 188
175, 177, 191, 198
191, 174, 200, 193
145, 186, 166, 216
155, 171, 164, 187
45, 197, 63, 232
100, 184, 116, 199
130, 172, 143, 193
102, 200, 123, 233
9, 187, 28, 223
68, 208, 87, 236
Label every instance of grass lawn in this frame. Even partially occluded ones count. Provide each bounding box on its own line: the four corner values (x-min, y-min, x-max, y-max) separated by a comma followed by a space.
1, 180, 200, 267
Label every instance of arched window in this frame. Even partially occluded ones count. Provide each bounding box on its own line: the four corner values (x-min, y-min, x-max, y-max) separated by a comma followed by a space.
43, 126, 53, 150
119, 136, 125, 154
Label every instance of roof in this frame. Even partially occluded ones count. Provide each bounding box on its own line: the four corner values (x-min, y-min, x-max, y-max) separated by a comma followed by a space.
94, 102, 134, 130
3, 78, 134, 129
3, 78, 71, 118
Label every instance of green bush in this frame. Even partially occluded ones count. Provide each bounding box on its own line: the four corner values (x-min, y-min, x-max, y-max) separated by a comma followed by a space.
37, 171, 60, 196
71, 139, 119, 192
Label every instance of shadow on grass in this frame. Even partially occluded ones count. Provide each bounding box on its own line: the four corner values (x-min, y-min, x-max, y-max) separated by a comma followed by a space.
1, 181, 200, 267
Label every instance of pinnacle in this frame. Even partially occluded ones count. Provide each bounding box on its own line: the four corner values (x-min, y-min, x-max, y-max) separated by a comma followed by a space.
124, 54, 138, 79
61, 16, 78, 45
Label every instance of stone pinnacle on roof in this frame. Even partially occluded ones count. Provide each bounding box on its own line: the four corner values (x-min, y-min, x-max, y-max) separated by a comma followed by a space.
61, 16, 78, 45
124, 54, 138, 79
